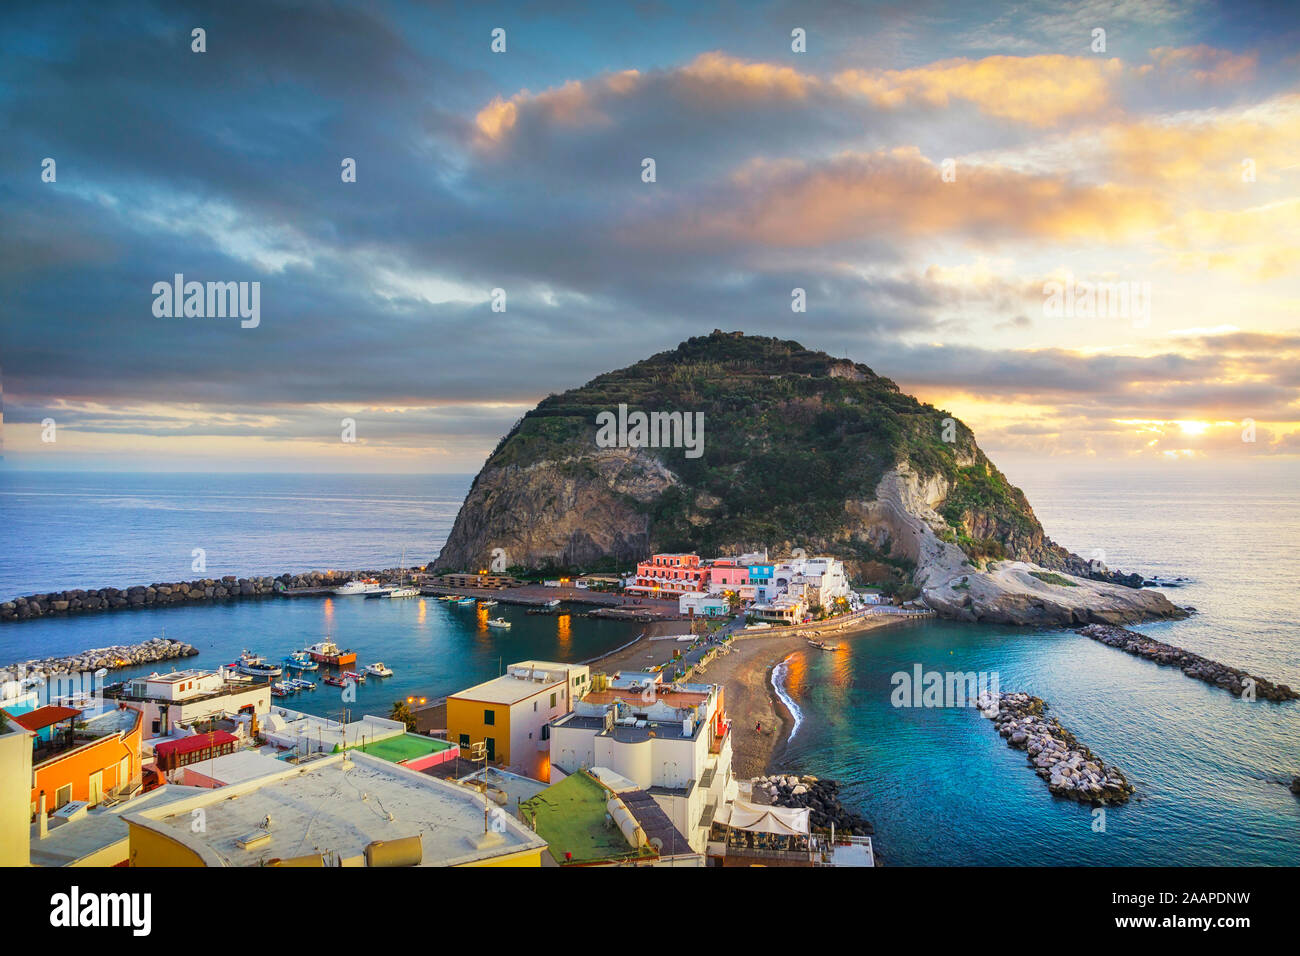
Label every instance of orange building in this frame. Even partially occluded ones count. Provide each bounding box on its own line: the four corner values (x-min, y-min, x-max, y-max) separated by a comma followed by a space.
13, 705, 144, 815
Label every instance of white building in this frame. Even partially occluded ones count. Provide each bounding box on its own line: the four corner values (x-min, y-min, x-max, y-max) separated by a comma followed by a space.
679, 593, 729, 617
106, 669, 271, 739
548, 678, 733, 853
259, 708, 405, 755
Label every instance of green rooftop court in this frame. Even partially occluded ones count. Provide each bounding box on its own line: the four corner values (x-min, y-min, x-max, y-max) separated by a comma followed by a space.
520, 771, 655, 865
349, 733, 455, 764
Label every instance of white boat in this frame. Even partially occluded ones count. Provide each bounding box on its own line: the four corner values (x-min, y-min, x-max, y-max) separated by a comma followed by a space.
479, 599, 498, 607
543, 599, 561, 608
386, 586, 420, 599
486, 617, 512, 629
333, 580, 385, 596
455, 597, 476, 606
365, 662, 394, 678
236, 652, 282, 679
289, 677, 316, 691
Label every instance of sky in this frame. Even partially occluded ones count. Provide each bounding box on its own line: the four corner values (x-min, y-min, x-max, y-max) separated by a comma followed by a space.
1, 0, 1298, 472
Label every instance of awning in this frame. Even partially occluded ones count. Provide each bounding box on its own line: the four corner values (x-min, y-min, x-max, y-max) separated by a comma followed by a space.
3, 705, 81, 732
715, 799, 810, 836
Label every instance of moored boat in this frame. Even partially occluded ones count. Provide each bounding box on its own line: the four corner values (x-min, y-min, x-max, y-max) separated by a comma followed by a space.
289, 677, 316, 691
455, 597, 476, 606
486, 617, 512, 629
343, 670, 366, 684
308, 639, 357, 667
236, 652, 283, 679
283, 651, 319, 671
386, 586, 420, 599
365, 662, 394, 678
479, 599, 498, 607
332, 579, 385, 596
323, 674, 347, 687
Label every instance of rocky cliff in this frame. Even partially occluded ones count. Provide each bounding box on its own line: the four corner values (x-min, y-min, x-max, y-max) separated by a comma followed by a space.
435, 331, 1184, 626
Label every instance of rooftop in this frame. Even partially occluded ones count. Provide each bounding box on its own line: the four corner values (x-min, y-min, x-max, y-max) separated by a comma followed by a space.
125, 751, 546, 867
520, 771, 655, 866
452, 672, 566, 706
353, 733, 455, 764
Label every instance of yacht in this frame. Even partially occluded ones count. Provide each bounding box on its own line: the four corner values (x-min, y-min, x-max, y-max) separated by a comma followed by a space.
332, 579, 385, 596
365, 662, 394, 678
307, 639, 357, 667
235, 652, 282, 679
486, 617, 512, 629
386, 586, 421, 599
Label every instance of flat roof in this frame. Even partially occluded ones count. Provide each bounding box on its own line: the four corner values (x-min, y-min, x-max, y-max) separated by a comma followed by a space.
521, 771, 655, 865
126, 752, 546, 867
354, 733, 454, 763
452, 673, 566, 705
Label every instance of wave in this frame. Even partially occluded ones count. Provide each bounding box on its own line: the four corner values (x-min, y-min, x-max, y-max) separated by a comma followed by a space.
771, 652, 804, 743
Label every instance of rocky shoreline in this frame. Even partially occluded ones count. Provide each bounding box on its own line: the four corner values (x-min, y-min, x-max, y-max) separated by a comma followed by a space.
752, 773, 876, 839
977, 691, 1135, 805
0, 637, 199, 684
0, 568, 404, 623
1079, 623, 1298, 702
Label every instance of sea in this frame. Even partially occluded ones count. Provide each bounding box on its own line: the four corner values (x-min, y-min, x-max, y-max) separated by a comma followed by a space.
1, 463, 1297, 865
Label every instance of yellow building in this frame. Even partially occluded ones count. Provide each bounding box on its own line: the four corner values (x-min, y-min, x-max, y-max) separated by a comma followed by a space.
0, 714, 34, 866
446, 661, 589, 779
123, 750, 545, 867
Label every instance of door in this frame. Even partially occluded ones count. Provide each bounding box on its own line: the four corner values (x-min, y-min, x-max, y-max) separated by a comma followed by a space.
88, 771, 103, 805
485, 737, 496, 761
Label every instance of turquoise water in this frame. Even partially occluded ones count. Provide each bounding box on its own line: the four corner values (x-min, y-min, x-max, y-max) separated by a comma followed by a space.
776, 459, 1300, 865
0, 593, 636, 718
2, 463, 1297, 864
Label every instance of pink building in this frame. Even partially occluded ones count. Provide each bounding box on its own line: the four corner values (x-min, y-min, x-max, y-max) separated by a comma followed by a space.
628, 553, 707, 596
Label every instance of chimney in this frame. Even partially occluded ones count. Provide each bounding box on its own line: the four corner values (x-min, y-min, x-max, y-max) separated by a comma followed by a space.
37, 791, 48, 839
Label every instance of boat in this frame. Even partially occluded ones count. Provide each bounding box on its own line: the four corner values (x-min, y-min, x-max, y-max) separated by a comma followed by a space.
323, 674, 347, 687
479, 599, 498, 607
486, 617, 512, 629
438, 595, 458, 601
271, 683, 293, 698
289, 677, 316, 691
363, 586, 396, 598
283, 651, 319, 671
307, 639, 357, 667
455, 597, 476, 606
332, 579, 385, 596
807, 639, 838, 650
343, 670, 366, 684
386, 586, 420, 599
543, 599, 561, 608
235, 652, 283, 679
365, 662, 394, 678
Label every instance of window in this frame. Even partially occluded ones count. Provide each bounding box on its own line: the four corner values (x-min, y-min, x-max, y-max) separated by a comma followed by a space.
549, 692, 557, 708
541, 724, 550, 741
459, 733, 470, 748
54, 784, 72, 809
483, 709, 495, 726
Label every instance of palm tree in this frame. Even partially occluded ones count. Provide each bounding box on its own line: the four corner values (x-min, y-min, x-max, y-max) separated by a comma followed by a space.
389, 700, 416, 732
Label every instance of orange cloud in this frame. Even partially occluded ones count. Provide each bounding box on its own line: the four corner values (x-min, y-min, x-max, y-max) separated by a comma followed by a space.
834, 55, 1122, 125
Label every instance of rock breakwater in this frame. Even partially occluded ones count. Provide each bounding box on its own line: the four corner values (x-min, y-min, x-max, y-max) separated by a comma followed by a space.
977, 691, 1135, 805
753, 773, 875, 837
1079, 623, 1298, 701
0, 568, 410, 623
0, 637, 198, 684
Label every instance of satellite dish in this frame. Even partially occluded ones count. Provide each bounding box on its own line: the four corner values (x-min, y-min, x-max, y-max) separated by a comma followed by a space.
649, 837, 663, 851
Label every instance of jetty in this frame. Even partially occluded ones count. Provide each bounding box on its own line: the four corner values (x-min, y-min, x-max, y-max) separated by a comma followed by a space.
1079, 623, 1298, 701
976, 691, 1134, 805
0, 637, 198, 683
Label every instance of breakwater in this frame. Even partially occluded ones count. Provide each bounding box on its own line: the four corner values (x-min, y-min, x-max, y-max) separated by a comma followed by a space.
753, 773, 875, 838
0, 568, 406, 623
0, 637, 198, 684
1079, 623, 1298, 701
977, 691, 1135, 805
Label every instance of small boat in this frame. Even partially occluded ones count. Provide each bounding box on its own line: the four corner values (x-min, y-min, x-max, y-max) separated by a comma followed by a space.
323, 674, 347, 687
386, 586, 420, 599
332, 579, 385, 596
807, 639, 838, 651
289, 677, 316, 691
283, 651, 319, 671
365, 662, 394, 678
307, 639, 357, 667
455, 597, 476, 606
343, 670, 367, 684
543, 599, 561, 608
236, 652, 283, 679
486, 617, 512, 629
271, 680, 296, 696
479, 599, 498, 607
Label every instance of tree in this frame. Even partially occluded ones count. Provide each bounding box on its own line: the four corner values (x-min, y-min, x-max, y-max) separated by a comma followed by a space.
389, 700, 417, 732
